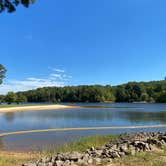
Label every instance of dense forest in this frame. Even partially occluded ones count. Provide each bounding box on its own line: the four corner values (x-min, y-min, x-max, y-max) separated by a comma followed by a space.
1, 80, 166, 104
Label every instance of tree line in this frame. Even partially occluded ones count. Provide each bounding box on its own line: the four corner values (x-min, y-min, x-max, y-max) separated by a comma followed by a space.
0, 92, 27, 104
113, 81, 166, 103
1, 80, 166, 104
1, 64, 166, 104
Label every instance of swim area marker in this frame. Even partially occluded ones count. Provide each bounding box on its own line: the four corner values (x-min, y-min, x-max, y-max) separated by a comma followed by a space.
0, 124, 166, 137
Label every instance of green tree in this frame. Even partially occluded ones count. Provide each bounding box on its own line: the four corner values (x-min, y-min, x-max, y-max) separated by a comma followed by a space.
0, 64, 6, 84
5, 92, 17, 104
15, 94, 27, 104
0, 95, 5, 104
0, 0, 35, 13
140, 93, 149, 102
156, 91, 166, 103
115, 87, 127, 102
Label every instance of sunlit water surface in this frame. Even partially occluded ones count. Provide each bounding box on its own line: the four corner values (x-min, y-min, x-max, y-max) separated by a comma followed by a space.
0, 103, 166, 151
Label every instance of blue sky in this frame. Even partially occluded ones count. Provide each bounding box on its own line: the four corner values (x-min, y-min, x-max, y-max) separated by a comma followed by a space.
1, 0, 166, 94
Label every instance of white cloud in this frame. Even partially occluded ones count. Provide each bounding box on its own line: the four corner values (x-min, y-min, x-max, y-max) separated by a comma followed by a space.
49, 74, 62, 79
0, 68, 72, 95
53, 68, 65, 73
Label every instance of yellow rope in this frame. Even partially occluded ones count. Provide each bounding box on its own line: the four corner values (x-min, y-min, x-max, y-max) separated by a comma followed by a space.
0, 125, 165, 137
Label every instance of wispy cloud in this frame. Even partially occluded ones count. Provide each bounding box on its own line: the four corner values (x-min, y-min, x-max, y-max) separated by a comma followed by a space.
53, 68, 65, 73
0, 68, 72, 95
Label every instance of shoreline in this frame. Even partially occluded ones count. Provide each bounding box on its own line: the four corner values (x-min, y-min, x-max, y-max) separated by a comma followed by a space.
0, 132, 166, 166
23, 132, 166, 166
0, 104, 77, 113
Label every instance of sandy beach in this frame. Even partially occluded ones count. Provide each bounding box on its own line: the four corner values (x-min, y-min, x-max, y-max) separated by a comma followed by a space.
0, 105, 76, 113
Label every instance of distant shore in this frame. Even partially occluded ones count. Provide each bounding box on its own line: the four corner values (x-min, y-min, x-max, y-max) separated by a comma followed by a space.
0, 104, 77, 113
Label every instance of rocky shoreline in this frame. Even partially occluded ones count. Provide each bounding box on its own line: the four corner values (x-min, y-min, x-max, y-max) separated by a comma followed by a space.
23, 132, 166, 166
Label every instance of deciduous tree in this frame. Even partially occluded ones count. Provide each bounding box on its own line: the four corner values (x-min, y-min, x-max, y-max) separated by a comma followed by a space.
0, 0, 35, 13
5, 92, 17, 104
0, 64, 6, 84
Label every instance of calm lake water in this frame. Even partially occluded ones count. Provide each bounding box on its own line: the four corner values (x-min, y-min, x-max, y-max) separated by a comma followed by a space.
0, 103, 166, 151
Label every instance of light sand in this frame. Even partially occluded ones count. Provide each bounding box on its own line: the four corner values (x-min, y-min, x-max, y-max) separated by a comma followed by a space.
0, 105, 77, 113
0, 124, 166, 137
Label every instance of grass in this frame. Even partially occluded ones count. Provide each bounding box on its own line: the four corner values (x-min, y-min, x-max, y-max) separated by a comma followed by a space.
0, 134, 165, 166
0, 151, 41, 166
0, 134, 117, 166
112, 147, 166, 166
44, 134, 118, 154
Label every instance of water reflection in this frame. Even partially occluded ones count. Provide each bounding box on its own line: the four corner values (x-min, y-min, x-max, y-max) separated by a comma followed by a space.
2, 108, 166, 124
0, 104, 166, 133
0, 103, 166, 152
3, 112, 15, 122
116, 111, 166, 123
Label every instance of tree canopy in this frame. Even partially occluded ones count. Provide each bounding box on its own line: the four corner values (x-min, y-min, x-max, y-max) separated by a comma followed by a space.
0, 64, 6, 84
19, 85, 116, 103
2, 78, 166, 104
11, 80, 166, 103
0, 0, 35, 13
5, 92, 17, 104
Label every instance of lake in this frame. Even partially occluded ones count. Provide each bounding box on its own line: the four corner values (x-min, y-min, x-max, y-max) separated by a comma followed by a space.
0, 103, 166, 152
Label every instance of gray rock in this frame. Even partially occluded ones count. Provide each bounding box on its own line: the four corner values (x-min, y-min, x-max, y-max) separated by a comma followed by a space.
160, 139, 166, 145
161, 136, 166, 142
110, 151, 120, 159
48, 162, 55, 166
55, 160, 64, 166
147, 138, 158, 145
63, 160, 70, 166
90, 146, 95, 151
56, 154, 64, 161
120, 143, 128, 153
82, 153, 90, 162
42, 156, 52, 163
68, 152, 83, 161
70, 161, 78, 166
87, 158, 93, 164
86, 149, 91, 155
94, 150, 103, 156
77, 159, 87, 165
94, 158, 101, 164
102, 149, 111, 158
118, 151, 125, 157
111, 144, 117, 150
51, 156, 57, 162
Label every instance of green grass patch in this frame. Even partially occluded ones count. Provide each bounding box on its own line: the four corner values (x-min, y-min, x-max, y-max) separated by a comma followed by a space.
0, 152, 39, 166
43, 134, 118, 154
112, 146, 166, 166
0, 156, 28, 166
